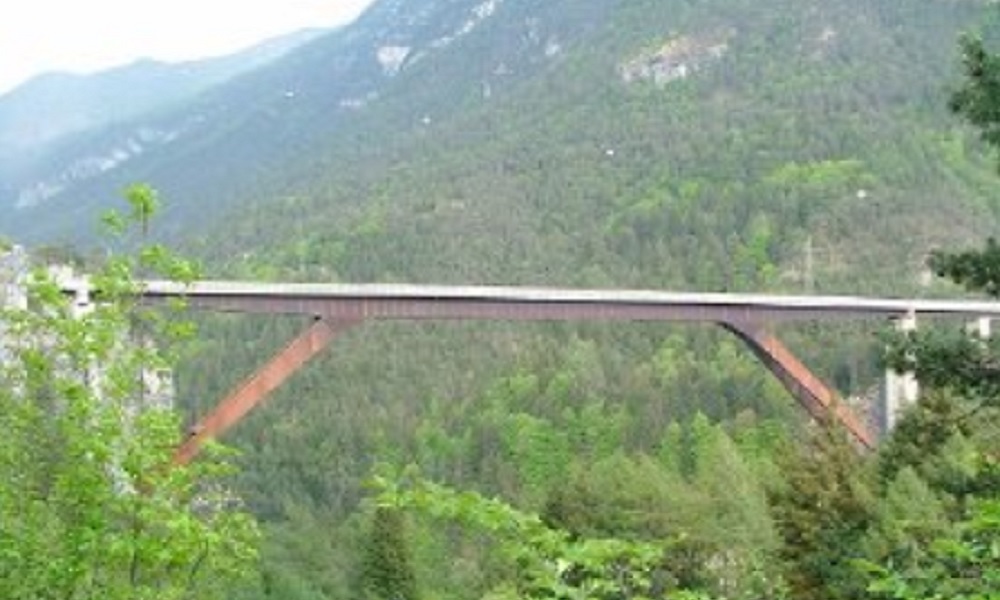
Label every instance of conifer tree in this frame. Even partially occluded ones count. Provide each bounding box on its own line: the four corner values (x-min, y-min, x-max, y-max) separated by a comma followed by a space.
359, 506, 419, 600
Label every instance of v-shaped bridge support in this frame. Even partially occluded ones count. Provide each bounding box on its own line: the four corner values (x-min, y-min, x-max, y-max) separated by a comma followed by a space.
174, 316, 875, 464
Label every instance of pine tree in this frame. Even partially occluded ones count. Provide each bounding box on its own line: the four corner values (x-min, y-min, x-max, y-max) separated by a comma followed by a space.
876, 390, 972, 486
359, 506, 419, 600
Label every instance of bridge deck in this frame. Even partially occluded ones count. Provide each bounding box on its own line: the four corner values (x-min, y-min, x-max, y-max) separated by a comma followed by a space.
134, 280, 1000, 323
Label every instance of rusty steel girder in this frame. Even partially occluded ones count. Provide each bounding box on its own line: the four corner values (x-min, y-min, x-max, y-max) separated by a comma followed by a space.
722, 321, 875, 449
173, 318, 359, 465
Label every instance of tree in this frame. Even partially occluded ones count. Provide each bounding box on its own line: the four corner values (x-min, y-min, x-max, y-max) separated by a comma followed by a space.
950, 34, 1000, 170
875, 390, 974, 487
769, 423, 874, 600
871, 245, 1000, 599
897, 31, 1000, 410
358, 506, 420, 600
0, 185, 258, 600
862, 476, 999, 600
370, 465, 688, 600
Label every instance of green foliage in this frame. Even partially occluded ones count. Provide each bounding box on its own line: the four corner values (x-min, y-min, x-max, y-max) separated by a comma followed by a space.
865, 467, 951, 575
876, 391, 968, 485
370, 466, 691, 600
930, 237, 1000, 297
358, 506, 419, 600
544, 441, 782, 600
862, 490, 1000, 600
763, 159, 875, 195
23, 1, 1000, 598
885, 326, 1000, 414
0, 188, 258, 599
867, 354, 999, 599
770, 423, 875, 600
867, 51, 1000, 586
950, 33, 1000, 169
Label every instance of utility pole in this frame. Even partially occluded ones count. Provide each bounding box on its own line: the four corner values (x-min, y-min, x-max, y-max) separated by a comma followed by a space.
804, 235, 814, 293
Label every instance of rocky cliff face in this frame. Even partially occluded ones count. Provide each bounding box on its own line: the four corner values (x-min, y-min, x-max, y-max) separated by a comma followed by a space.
0, 244, 28, 309
620, 30, 732, 86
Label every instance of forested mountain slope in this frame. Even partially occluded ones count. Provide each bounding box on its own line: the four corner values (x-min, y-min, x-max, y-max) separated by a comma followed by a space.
165, 1, 999, 598
1, 0, 585, 241
206, 0, 1000, 296
4, 0, 1000, 598
10, 0, 998, 282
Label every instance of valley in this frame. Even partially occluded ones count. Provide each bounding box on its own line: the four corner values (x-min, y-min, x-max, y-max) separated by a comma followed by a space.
1, 1, 999, 599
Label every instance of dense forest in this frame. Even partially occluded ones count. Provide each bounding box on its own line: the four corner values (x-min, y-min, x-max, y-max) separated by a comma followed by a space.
173, 1, 1000, 598
2, 0, 1000, 598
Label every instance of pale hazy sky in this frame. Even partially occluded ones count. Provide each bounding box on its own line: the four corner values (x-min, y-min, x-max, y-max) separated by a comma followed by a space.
0, 0, 378, 95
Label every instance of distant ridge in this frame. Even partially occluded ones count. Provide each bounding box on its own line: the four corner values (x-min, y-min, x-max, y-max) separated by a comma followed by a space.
0, 27, 326, 170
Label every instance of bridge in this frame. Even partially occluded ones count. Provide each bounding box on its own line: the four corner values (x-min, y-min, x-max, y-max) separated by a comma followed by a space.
66, 280, 1000, 463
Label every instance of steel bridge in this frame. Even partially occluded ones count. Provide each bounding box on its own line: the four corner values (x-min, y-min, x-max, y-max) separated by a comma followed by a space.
68, 280, 1000, 463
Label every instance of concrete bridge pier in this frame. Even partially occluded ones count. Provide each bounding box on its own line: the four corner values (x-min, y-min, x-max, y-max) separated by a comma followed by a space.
968, 316, 992, 339
883, 310, 918, 434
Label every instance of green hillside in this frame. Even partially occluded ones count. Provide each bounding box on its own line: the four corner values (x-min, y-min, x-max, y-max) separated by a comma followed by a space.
154, 1, 1000, 598
191, 0, 997, 295
4, 0, 1000, 598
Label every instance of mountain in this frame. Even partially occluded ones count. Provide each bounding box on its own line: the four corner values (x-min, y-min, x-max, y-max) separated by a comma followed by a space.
3, 0, 995, 462
223, 0, 996, 296
4, 1, 1000, 598
4, 0, 997, 444
1, 0, 998, 294
0, 0, 582, 242
0, 27, 325, 195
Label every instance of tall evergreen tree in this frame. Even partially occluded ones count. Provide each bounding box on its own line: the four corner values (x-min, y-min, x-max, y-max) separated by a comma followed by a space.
358, 506, 419, 600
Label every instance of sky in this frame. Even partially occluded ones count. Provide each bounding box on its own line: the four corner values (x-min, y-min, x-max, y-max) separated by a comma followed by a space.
0, 0, 377, 95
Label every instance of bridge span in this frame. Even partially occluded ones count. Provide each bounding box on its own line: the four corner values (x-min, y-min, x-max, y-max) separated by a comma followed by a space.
67, 280, 1000, 463
139, 280, 1000, 322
